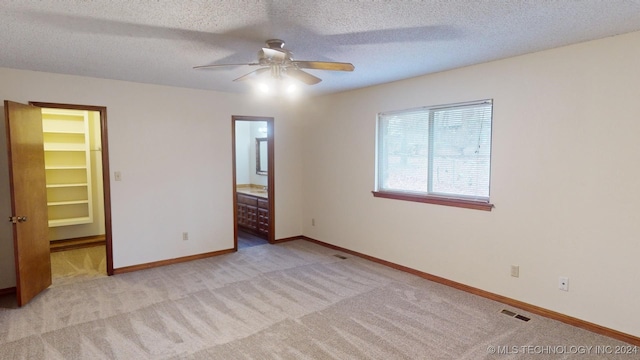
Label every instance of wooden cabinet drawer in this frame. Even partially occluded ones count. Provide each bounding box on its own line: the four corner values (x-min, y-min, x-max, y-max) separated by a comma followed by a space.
238, 194, 258, 206
257, 208, 269, 236
258, 198, 268, 209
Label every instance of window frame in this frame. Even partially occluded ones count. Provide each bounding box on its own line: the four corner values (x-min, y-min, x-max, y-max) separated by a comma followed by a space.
373, 99, 494, 211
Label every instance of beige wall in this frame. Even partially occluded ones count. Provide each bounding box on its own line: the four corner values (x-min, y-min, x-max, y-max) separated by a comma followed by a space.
300, 31, 640, 337
234, 121, 269, 187
0, 68, 304, 285
235, 121, 251, 185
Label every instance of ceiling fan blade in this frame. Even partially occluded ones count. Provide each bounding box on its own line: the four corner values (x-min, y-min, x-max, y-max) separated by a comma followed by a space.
285, 68, 322, 85
194, 62, 258, 69
293, 61, 354, 72
233, 67, 270, 82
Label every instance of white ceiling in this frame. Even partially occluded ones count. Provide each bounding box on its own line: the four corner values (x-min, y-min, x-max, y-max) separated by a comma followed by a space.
2, 1, 640, 97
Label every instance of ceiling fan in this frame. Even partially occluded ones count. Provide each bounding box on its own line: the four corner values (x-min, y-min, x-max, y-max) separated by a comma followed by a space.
194, 39, 354, 85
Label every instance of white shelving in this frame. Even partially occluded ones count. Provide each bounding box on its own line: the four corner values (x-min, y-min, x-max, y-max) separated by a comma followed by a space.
42, 108, 93, 227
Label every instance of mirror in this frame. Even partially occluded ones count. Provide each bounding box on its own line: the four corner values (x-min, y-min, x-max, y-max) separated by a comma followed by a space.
256, 137, 267, 175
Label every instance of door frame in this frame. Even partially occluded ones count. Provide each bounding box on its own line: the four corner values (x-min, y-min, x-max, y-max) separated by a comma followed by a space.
30, 101, 114, 275
231, 115, 274, 248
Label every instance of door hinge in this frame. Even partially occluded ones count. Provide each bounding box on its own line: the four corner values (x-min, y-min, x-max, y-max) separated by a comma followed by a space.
8, 216, 27, 223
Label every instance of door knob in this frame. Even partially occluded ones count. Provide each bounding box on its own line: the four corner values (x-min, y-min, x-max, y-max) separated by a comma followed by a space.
18, 216, 27, 222
8, 216, 27, 223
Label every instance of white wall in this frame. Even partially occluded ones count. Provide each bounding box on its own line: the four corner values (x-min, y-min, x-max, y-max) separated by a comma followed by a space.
0, 68, 304, 288
235, 122, 251, 185
234, 121, 269, 187
300, 31, 640, 337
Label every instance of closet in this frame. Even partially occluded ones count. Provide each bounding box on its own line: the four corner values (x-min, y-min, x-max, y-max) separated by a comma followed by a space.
42, 108, 93, 227
40, 106, 108, 280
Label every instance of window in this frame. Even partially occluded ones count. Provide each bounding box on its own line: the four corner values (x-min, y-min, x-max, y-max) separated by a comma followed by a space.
373, 99, 493, 211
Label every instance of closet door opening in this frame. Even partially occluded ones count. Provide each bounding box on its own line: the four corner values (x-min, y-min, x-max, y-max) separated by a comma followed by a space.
31, 102, 113, 281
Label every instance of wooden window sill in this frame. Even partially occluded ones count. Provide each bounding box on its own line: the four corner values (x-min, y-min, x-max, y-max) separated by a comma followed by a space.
372, 191, 494, 211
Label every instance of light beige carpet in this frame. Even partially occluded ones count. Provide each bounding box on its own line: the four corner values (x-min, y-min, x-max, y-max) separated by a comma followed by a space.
0, 240, 631, 359
50, 245, 107, 287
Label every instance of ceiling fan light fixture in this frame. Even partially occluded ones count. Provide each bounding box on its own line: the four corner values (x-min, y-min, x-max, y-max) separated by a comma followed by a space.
252, 77, 300, 99
257, 81, 272, 94
195, 39, 354, 87
285, 82, 298, 94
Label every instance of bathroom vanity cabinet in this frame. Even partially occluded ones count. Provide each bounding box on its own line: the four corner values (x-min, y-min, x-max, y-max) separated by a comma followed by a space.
237, 193, 269, 237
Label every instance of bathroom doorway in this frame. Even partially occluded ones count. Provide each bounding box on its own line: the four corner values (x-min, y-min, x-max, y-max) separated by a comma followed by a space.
231, 116, 274, 249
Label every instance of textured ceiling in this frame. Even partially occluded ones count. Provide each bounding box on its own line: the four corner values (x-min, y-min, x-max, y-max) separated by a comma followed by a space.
2, 1, 640, 97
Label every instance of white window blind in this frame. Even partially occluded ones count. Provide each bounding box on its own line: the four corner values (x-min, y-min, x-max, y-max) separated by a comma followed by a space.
377, 100, 492, 201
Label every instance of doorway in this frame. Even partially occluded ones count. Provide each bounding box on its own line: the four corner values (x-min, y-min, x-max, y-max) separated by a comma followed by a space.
30, 102, 113, 279
232, 116, 274, 249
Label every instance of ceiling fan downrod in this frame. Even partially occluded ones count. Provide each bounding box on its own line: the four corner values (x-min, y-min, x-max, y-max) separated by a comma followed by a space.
270, 65, 282, 79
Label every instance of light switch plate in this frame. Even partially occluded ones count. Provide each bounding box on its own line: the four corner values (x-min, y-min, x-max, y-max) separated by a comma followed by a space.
511, 265, 519, 278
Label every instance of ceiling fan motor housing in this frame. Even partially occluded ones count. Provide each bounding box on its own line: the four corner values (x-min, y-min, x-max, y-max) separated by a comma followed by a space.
258, 40, 292, 66
265, 39, 285, 49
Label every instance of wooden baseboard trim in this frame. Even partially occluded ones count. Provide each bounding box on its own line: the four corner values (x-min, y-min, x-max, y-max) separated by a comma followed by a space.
50, 235, 106, 253
299, 236, 640, 346
113, 248, 235, 275
273, 235, 304, 243
0, 287, 16, 296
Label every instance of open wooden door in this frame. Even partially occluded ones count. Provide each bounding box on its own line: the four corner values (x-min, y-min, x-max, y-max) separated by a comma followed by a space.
4, 100, 51, 306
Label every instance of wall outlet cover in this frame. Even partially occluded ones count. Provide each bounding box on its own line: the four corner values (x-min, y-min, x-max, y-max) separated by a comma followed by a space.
559, 276, 569, 291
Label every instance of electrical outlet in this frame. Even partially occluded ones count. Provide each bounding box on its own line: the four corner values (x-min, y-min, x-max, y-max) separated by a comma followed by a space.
559, 276, 569, 291
312, 218, 315, 226
182, 232, 189, 241
510, 265, 519, 278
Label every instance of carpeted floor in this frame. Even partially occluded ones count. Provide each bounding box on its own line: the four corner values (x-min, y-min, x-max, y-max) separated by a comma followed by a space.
50, 245, 108, 287
0, 240, 631, 359
238, 230, 268, 249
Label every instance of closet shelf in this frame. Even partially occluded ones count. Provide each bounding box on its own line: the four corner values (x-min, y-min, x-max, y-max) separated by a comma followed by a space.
47, 200, 90, 206
45, 166, 87, 170
44, 147, 86, 152
46, 183, 88, 188
42, 130, 86, 134
49, 217, 92, 227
